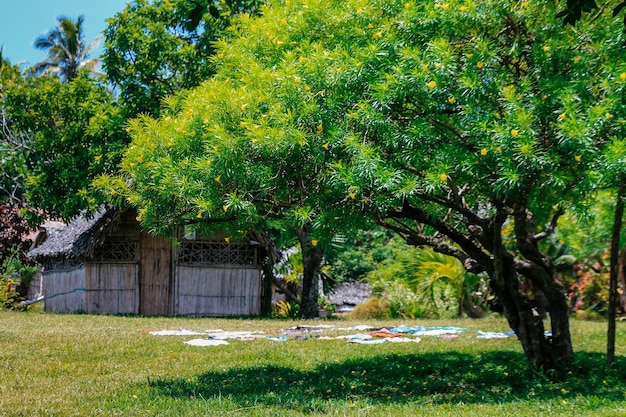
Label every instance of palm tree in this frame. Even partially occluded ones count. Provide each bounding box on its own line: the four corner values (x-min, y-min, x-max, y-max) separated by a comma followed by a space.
408, 247, 482, 318
31, 15, 102, 81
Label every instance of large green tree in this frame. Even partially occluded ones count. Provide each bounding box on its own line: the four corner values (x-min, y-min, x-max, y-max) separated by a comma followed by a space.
107, 0, 625, 368
31, 15, 101, 81
103, 0, 263, 117
1, 70, 127, 221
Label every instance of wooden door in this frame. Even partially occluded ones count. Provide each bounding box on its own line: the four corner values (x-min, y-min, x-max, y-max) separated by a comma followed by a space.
139, 234, 172, 315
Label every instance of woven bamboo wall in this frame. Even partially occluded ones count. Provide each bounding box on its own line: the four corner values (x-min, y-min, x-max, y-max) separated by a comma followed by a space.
27, 268, 43, 300
43, 266, 87, 313
86, 263, 139, 314
175, 266, 262, 316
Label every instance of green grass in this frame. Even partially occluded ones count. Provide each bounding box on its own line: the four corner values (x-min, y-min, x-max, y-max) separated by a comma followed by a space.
1, 308, 625, 416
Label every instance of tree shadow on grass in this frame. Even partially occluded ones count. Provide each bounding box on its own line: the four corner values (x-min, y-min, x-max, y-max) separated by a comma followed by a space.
147, 350, 625, 412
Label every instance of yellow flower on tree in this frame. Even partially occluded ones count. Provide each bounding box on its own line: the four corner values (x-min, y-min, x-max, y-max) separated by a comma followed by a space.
511, 129, 519, 137
428, 80, 437, 89
439, 173, 448, 181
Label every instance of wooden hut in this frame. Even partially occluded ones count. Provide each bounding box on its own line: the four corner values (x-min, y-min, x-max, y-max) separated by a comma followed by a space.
28, 208, 265, 316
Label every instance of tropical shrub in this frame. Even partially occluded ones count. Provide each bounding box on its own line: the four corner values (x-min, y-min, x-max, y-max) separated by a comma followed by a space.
0, 248, 38, 308
569, 263, 610, 318
0, 275, 18, 308
350, 296, 389, 320
365, 237, 488, 318
273, 300, 301, 318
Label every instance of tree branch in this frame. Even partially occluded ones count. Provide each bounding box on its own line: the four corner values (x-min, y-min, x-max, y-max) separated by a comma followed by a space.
380, 201, 493, 274
533, 206, 564, 242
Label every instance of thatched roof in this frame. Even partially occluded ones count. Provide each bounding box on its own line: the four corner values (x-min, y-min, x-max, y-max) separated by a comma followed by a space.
327, 281, 372, 306
28, 208, 120, 261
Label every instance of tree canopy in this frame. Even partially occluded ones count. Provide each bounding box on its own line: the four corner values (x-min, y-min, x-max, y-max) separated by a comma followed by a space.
0, 66, 127, 220
103, 0, 263, 117
104, 0, 625, 368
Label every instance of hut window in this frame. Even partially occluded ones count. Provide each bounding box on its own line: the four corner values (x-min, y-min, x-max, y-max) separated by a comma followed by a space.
91, 241, 137, 262
178, 241, 258, 265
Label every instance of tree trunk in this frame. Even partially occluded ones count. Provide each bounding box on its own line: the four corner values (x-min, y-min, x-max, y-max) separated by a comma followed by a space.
608, 182, 625, 367
259, 245, 274, 315
619, 248, 626, 314
255, 232, 301, 312
294, 224, 322, 319
492, 211, 574, 369
383, 201, 574, 369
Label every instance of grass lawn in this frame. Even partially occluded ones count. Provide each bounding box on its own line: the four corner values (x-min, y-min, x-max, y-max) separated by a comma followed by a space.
1, 308, 625, 416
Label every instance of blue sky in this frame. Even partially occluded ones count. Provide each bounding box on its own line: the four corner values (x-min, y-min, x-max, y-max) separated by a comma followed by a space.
0, 0, 130, 67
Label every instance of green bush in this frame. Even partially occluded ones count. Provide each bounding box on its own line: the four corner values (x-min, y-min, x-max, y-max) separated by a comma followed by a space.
0, 248, 38, 309
273, 300, 301, 318
569, 266, 610, 317
0, 275, 19, 308
350, 297, 389, 320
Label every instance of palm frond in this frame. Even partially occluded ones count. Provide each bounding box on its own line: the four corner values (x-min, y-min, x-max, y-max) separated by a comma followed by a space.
31, 15, 100, 81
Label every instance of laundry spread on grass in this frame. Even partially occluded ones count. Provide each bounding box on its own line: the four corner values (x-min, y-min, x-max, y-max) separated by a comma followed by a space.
476, 330, 516, 339
185, 338, 230, 346
144, 324, 558, 346
144, 324, 516, 346
147, 329, 207, 336
475, 330, 552, 339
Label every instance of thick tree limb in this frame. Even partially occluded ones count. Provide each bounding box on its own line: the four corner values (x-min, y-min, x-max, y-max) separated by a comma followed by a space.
533, 206, 564, 242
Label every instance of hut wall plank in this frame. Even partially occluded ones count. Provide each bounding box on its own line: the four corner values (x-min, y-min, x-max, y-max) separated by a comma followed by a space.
42, 267, 87, 313
139, 234, 172, 315
86, 263, 139, 314
175, 266, 262, 316
26, 268, 44, 300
